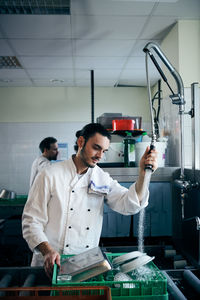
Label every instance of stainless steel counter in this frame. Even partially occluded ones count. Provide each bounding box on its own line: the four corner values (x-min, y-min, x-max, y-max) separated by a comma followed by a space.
102, 167, 179, 182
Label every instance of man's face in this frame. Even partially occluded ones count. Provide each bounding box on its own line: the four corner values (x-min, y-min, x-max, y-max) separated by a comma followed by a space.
46, 142, 59, 161
79, 133, 110, 168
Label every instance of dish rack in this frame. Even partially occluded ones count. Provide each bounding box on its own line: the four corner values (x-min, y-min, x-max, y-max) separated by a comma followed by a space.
52, 253, 168, 300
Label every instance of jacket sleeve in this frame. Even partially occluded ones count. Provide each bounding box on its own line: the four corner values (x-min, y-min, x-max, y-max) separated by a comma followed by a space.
22, 169, 51, 251
105, 174, 149, 215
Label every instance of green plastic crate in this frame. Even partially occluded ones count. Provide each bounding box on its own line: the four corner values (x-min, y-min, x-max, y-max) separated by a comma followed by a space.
52, 253, 168, 300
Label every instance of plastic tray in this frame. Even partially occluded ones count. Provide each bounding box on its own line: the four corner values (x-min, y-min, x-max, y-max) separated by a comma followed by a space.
0, 286, 111, 299
52, 253, 168, 300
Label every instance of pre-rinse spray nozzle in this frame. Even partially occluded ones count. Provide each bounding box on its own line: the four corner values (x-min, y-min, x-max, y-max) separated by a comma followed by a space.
145, 143, 155, 172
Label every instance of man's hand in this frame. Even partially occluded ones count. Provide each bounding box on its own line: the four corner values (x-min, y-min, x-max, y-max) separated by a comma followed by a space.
135, 146, 158, 202
43, 249, 60, 280
139, 146, 158, 176
37, 242, 60, 280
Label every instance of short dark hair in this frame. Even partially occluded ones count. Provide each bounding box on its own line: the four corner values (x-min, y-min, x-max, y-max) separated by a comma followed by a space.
39, 137, 57, 153
74, 123, 111, 152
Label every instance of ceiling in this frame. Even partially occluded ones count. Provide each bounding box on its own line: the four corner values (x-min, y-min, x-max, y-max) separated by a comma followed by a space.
0, 0, 199, 87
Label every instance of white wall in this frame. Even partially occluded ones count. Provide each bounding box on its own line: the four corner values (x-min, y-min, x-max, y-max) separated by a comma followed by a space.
178, 20, 200, 86
160, 20, 200, 168
0, 86, 150, 122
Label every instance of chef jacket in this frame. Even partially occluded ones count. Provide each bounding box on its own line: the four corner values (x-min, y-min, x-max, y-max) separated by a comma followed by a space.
22, 156, 149, 266
29, 155, 51, 187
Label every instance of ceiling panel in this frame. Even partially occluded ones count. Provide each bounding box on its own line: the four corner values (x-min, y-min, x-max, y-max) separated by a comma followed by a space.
0, 0, 199, 87
20, 56, 73, 69
0, 39, 15, 55
75, 79, 117, 87
0, 68, 29, 79
125, 56, 157, 69
9, 39, 73, 56
153, 0, 200, 18
27, 68, 75, 79
75, 57, 127, 69
72, 15, 147, 39
0, 15, 72, 39
120, 68, 161, 86
0, 79, 32, 86
75, 39, 135, 56
140, 16, 178, 39
71, 0, 155, 16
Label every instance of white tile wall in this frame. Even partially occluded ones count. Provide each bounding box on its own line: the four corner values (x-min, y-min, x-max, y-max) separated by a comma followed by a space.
0, 122, 85, 194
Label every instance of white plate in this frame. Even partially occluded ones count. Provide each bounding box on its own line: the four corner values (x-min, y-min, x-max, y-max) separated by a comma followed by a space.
120, 255, 155, 273
112, 251, 145, 267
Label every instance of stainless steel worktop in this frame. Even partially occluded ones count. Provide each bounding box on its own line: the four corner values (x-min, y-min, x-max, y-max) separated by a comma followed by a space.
102, 167, 179, 182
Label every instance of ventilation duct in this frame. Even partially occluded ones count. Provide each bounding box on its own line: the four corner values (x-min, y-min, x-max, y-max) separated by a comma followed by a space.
0, 0, 70, 15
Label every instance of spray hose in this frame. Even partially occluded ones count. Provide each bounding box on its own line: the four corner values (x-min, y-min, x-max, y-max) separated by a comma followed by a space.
144, 52, 156, 171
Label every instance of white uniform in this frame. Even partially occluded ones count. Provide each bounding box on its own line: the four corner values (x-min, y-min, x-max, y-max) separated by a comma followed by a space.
29, 155, 50, 187
22, 156, 149, 266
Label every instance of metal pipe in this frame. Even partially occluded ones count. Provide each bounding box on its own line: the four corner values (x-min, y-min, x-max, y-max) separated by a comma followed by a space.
191, 83, 200, 176
162, 271, 187, 300
91, 70, 94, 123
143, 42, 185, 104
143, 42, 185, 179
183, 270, 200, 294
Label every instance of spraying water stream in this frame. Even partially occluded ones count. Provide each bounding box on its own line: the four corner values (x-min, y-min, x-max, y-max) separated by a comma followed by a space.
137, 169, 152, 253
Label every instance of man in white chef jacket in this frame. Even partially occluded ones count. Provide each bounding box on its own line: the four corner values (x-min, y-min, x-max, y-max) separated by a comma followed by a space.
29, 136, 59, 187
22, 123, 158, 279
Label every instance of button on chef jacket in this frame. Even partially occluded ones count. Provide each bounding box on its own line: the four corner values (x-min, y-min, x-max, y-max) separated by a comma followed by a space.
22, 156, 149, 266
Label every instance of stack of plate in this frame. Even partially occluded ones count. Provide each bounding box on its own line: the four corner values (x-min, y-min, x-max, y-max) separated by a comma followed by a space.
112, 251, 154, 273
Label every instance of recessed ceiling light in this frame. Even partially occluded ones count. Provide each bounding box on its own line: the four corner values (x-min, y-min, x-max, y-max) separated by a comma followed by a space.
50, 79, 65, 83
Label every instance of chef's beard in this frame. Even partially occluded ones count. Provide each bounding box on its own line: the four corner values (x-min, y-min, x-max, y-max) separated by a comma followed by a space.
80, 146, 98, 168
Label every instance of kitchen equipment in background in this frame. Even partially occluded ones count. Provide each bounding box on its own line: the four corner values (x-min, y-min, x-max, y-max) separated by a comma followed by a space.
103, 142, 124, 163
123, 132, 135, 167
0, 189, 16, 200
96, 113, 123, 130
112, 119, 135, 131
97, 113, 142, 130
135, 142, 167, 167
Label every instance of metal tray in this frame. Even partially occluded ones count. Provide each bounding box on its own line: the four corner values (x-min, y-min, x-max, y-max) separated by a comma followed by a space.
57, 247, 112, 282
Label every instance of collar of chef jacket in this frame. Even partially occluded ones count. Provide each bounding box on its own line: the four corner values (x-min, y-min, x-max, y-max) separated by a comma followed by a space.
69, 156, 110, 195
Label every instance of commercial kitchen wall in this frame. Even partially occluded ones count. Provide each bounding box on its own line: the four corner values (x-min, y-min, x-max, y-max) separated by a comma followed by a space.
0, 86, 151, 194
160, 20, 200, 168
0, 87, 150, 122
